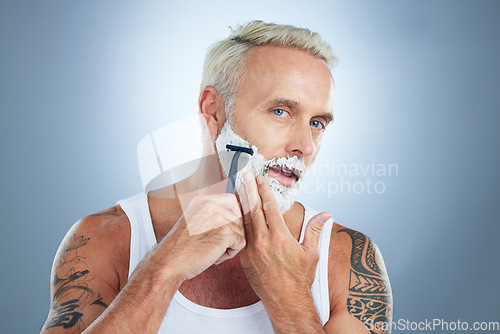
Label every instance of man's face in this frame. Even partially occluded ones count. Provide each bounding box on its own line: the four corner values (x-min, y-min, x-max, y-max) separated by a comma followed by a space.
215, 45, 335, 212
231, 45, 334, 175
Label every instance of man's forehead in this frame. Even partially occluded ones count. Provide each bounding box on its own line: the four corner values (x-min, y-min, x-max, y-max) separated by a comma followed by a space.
244, 45, 330, 72
242, 46, 333, 89
242, 47, 333, 89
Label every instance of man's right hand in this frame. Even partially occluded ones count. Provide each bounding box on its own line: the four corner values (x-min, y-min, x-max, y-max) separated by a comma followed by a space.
157, 193, 246, 282
40, 193, 245, 334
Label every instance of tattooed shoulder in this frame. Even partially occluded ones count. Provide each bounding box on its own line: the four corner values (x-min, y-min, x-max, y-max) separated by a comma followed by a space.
42, 206, 129, 332
42, 234, 109, 331
337, 228, 393, 333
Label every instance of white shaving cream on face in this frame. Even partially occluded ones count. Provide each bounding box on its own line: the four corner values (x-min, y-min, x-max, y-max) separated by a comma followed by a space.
215, 121, 307, 214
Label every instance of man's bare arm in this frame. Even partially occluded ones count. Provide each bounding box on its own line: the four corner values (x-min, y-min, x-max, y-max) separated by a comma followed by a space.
40, 207, 178, 333
41, 210, 125, 333
41, 194, 246, 333
324, 227, 393, 333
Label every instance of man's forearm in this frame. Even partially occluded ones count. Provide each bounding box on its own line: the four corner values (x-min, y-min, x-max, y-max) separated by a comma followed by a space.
264, 290, 325, 334
83, 247, 182, 334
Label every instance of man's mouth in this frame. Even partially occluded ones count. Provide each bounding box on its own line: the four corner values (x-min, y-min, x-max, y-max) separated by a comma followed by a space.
265, 165, 299, 187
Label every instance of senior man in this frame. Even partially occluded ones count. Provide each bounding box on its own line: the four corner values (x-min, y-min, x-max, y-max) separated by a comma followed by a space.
41, 20, 392, 333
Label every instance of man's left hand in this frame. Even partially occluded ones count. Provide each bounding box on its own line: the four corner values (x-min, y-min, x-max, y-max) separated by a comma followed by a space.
237, 171, 331, 327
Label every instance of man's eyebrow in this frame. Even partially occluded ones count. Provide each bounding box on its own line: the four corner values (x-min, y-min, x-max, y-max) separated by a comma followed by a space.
319, 112, 334, 125
271, 98, 299, 108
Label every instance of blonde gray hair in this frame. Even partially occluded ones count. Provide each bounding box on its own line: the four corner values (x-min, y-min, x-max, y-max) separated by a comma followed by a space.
201, 20, 337, 117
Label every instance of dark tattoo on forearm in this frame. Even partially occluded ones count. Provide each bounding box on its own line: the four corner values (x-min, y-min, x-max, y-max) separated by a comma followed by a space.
43, 234, 108, 330
339, 229, 392, 334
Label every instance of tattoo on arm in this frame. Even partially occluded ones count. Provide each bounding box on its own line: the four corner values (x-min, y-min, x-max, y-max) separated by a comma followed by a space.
43, 234, 109, 330
338, 229, 392, 334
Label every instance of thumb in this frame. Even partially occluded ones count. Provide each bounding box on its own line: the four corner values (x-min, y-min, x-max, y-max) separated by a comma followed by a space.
302, 212, 331, 251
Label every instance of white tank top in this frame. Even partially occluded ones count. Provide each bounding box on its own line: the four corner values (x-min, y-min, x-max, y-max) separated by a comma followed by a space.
117, 192, 334, 333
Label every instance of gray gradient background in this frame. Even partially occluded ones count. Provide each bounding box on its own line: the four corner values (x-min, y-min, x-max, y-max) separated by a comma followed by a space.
1, 0, 499, 332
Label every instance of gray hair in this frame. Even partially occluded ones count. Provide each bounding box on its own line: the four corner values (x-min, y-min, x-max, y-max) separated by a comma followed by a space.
200, 20, 337, 118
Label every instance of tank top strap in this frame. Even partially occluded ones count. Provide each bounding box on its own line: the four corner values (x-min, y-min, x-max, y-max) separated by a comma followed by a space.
301, 203, 335, 326
117, 192, 157, 278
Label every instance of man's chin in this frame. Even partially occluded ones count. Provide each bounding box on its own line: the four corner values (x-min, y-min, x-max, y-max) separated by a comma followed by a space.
263, 174, 301, 215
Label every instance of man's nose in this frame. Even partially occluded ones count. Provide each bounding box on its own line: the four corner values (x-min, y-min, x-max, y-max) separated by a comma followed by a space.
285, 122, 314, 157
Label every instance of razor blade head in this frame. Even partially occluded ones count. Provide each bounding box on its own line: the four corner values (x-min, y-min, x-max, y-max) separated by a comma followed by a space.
226, 144, 254, 156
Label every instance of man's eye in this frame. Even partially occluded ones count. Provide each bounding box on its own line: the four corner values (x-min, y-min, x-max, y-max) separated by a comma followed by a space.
273, 109, 289, 117
310, 120, 325, 129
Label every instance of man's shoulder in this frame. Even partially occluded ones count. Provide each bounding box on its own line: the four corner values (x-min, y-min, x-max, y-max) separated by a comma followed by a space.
328, 221, 389, 281
329, 223, 379, 262
62, 204, 132, 287
73, 192, 143, 238
74, 205, 131, 242
302, 204, 380, 261
300, 203, 392, 325
326, 221, 392, 325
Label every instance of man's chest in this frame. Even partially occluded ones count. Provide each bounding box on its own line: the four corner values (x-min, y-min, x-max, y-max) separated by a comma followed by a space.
177, 256, 260, 309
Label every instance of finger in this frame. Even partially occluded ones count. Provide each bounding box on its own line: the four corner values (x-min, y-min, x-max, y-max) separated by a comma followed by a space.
256, 174, 288, 233
217, 206, 240, 223
214, 252, 232, 265
186, 212, 229, 236
226, 196, 243, 219
203, 193, 242, 226
302, 212, 331, 251
218, 207, 242, 229
203, 193, 241, 214
184, 197, 240, 236
237, 184, 253, 243
243, 171, 268, 236
214, 223, 246, 264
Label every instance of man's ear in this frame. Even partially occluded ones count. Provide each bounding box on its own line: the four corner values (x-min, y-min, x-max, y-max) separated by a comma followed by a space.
199, 86, 226, 136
